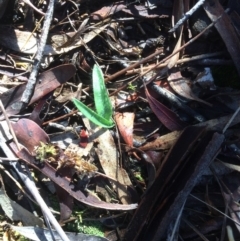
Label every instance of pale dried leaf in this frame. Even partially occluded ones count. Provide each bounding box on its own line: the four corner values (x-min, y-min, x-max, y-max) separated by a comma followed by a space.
0, 188, 44, 227
83, 117, 134, 204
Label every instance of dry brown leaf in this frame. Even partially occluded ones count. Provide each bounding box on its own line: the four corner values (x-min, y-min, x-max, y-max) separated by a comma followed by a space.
0, 64, 76, 119
83, 117, 135, 204
11, 118, 49, 153
115, 112, 134, 147
140, 111, 240, 151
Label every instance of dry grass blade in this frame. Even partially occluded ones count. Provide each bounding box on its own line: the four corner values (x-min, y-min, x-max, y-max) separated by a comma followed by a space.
190, 194, 240, 227
182, 218, 210, 241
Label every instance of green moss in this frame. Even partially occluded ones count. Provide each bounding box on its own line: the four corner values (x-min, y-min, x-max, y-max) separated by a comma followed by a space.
34, 142, 58, 162
66, 220, 104, 237
212, 65, 240, 89
65, 208, 104, 237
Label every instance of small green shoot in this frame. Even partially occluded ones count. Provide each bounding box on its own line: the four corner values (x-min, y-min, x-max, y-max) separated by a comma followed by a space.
72, 64, 115, 128
127, 82, 137, 91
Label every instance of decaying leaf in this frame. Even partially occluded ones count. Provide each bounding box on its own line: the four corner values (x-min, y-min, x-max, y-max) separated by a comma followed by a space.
11, 119, 49, 153
145, 85, 186, 131
12, 143, 137, 210
140, 111, 240, 151
83, 117, 137, 204
168, 68, 212, 106
91, 3, 126, 20
0, 64, 76, 119
115, 112, 134, 147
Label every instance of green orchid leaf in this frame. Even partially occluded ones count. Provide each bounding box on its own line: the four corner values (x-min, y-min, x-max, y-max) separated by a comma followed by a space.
72, 98, 115, 128
92, 64, 113, 120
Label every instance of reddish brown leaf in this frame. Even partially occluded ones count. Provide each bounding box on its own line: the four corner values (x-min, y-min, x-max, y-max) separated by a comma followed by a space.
11, 118, 49, 153
140, 130, 180, 151
53, 151, 75, 222
145, 150, 164, 170
145, 86, 186, 131
141, 152, 156, 188
0, 64, 76, 119
29, 92, 52, 125
115, 112, 134, 147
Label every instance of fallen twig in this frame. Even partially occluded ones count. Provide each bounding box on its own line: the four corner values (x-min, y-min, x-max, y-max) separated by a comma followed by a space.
169, 0, 206, 33
125, 51, 226, 75
222, 105, 240, 133
20, 0, 54, 108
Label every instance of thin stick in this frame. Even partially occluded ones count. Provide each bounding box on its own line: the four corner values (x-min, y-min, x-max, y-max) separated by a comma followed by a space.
105, 8, 227, 84
23, 0, 45, 16
169, 0, 206, 33
222, 106, 240, 133
0, 135, 70, 241
20, 0, 54, 108
125, 51, 226, 75
190, 194, 240, 226
21, 16, 44, 52
14, 162, 70, 241
0, 164, 38, 204
0, 100, 21, 151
